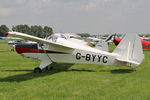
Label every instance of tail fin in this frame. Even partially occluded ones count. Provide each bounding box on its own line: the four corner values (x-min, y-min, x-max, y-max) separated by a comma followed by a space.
105, 34, 114, 42
113, 33, 144, 66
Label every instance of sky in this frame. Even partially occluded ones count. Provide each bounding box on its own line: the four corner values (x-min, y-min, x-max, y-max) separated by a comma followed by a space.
0, 0, 150, 34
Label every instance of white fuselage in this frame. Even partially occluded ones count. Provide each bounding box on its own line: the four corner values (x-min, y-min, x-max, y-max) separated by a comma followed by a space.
18, 38, 118, 66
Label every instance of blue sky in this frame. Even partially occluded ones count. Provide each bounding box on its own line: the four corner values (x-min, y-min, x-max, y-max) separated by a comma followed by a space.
0, 0, 150, 34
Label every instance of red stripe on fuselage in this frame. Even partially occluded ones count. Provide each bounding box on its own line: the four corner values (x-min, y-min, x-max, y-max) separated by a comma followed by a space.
15, 47, 67, 54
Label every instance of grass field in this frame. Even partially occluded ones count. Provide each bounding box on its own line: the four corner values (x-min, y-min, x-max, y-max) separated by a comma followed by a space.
0, 40, 150, 100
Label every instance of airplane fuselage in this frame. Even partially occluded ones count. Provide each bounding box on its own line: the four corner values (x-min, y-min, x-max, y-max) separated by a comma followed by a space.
15, 42, 118, 66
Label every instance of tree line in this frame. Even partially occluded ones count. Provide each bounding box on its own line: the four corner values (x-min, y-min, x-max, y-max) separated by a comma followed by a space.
77, 33, 90, 38
0, 24, 53, 38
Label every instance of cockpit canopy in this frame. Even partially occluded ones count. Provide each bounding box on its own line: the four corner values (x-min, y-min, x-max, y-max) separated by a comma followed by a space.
46, 33, 81, 41
46, 33, 68, 41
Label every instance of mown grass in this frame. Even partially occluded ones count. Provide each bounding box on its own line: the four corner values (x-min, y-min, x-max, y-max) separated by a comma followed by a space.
0, 40, 150, 100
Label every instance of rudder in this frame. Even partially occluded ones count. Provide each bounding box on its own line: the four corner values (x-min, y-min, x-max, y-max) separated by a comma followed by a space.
112, 33, 144, 66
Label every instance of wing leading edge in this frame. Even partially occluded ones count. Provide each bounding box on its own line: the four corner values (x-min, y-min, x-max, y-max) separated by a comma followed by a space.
6, 32, 74, 49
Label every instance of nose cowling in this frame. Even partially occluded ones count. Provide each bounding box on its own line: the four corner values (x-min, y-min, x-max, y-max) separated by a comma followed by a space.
15, 43, 38, 54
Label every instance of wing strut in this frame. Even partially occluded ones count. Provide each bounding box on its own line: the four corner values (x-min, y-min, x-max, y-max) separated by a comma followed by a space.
39, 43, 53, 62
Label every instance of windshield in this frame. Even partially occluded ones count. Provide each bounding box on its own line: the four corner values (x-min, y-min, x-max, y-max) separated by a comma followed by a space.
46, 33, 67, 42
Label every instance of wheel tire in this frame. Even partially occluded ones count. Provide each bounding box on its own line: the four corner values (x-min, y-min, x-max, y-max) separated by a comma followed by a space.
34, 67, 42, 73
50, 66, 53, 70
46, 65, 53, 70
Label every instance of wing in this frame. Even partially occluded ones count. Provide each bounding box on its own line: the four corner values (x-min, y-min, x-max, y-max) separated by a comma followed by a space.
6, 32, 74, 49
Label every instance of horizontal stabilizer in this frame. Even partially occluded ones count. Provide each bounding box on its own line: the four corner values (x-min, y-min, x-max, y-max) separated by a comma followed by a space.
116, 58, 140, 66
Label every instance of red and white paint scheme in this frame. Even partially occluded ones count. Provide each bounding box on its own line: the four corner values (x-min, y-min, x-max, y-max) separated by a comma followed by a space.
5, 32, 144, 73
114, 36, 150, 49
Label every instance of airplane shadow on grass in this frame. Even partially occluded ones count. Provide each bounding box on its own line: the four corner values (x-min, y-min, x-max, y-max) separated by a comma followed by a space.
110, 69, 134, 74
0, 64, 133, 82
0, 63, 75, 82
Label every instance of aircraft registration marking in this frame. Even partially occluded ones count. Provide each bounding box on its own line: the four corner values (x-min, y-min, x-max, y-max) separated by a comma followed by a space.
76, 53, 108, 63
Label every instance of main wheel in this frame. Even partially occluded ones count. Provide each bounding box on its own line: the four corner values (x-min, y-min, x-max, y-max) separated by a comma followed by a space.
46, 65, 53, 70
34, 67, 42, 73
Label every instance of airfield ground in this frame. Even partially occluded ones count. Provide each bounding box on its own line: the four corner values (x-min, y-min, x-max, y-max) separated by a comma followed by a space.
0, 40, 150, 100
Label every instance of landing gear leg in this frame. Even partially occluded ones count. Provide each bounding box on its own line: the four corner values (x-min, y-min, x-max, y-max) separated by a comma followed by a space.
34, 60, 52, 73
33, 46, 53, 73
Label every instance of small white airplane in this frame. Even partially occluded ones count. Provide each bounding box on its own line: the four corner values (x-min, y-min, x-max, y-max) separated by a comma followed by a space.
5, 32, 144, 73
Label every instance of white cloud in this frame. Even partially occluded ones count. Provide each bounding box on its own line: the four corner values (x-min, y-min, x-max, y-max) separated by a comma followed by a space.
1, 0, 150, 33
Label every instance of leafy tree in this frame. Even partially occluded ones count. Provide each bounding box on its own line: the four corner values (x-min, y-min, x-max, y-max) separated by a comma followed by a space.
43, 26, 53, 38
37, 25, 43, 38
12, 24, 30, 34
0, 25, 9, 36
12, 25, 16, 32
12, 25, 53, 38
30, 25, 39, 36
23, 24, 30, 34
